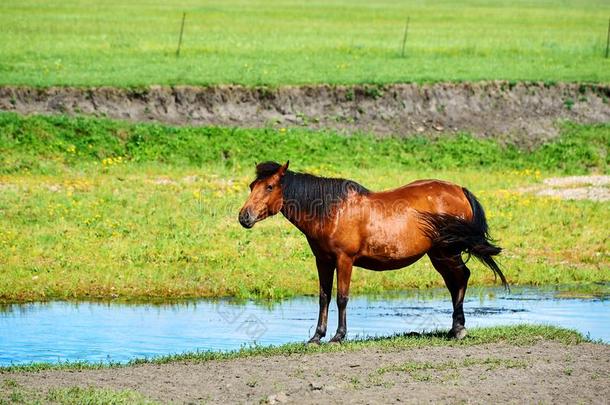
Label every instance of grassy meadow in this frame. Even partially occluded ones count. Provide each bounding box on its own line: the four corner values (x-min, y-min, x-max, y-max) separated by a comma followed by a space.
0, 0, 609, 87
0, 113, 608, 303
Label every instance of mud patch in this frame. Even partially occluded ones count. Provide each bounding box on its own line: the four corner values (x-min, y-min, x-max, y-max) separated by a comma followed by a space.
520, 175, 610, 202
1, 341, 608, 404
1, 82, 609, 148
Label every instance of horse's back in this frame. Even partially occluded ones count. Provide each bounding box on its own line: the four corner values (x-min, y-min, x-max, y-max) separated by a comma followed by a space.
329, 179, 469, 269
382, 178, 460, 194
368, 179, 471, 217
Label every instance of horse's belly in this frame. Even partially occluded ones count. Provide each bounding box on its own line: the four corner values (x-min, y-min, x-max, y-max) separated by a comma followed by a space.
354, 254, 425, 271
356, 223, 431, 269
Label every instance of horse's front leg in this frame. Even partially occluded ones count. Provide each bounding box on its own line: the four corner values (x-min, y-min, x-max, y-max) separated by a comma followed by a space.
329, 254, 353, 343
308, 258, 334, 344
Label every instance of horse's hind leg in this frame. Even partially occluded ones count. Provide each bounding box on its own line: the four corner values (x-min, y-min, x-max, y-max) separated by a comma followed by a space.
428, 250, 471, 339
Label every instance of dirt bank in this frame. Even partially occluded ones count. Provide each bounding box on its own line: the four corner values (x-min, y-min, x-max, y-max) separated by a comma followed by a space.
1, 82, 609, 148
2, 340, 608, 404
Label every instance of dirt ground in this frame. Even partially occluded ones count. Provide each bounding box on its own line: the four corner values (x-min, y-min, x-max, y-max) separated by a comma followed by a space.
2, 340, 609, 404
520, 175, 610, 202
1, 82, 609, 148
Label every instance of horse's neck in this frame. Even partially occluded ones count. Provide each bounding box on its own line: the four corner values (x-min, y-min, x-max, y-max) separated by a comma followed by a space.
280, 205, 322, 240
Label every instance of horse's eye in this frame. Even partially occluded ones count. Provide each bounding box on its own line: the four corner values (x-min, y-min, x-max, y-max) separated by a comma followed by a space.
266, 185, 273, 192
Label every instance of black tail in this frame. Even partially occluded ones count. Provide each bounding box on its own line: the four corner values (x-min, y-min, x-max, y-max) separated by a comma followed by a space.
419, 187, 508, 289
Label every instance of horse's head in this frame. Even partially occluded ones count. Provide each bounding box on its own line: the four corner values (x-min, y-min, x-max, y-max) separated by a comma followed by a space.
239, 161, 289, 228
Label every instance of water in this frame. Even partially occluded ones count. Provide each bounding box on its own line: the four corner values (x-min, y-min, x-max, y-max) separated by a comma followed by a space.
0, 287, 608, 366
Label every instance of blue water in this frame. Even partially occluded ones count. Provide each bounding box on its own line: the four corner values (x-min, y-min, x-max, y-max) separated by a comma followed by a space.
0, 287, 608, 366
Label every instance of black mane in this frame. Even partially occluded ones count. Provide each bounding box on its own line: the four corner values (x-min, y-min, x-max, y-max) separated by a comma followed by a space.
255, 161, 370, 220
255, 161, 284, 182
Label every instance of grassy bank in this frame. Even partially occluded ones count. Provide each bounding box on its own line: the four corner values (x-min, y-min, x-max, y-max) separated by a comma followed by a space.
0, 325, 589, 372
1, 384, 154, 405
0, 113, 608, 302
0, 0, 609, 86
0, 325, 592, 404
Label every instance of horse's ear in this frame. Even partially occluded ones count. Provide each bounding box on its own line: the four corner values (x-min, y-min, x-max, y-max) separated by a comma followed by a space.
278, 160, 289, 177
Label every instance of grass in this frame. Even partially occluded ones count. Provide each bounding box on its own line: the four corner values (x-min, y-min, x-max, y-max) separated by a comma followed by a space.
372, 356, 530, 384
0, 325, 591, 373
0, 382, 157, 405
46, 387, 157, 405
0, 0, 609, 87
376, 357, 529, 375
0, 113, 608, 302
2, 113, 609, 175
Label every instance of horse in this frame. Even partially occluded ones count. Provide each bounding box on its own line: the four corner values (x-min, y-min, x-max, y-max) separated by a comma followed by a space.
238, 161, 507, 343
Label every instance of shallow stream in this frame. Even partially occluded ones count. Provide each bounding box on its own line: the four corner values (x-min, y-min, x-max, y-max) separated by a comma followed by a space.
1, 286, 608, 366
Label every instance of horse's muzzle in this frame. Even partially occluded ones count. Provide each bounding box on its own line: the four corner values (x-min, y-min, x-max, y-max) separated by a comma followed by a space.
238, 209, 255, 229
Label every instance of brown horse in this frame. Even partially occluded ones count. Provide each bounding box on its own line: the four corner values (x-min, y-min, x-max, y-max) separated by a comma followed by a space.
239, 161, 507, 343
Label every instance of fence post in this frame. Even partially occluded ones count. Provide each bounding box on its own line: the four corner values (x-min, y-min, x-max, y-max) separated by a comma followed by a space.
401, 17, 410, 58
176, 12, 186, 57
605, 17, 610, 58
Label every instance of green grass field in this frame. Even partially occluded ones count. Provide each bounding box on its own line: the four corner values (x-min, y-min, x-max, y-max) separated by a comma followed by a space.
0, 113, 608, 302
0, 0, 609, 87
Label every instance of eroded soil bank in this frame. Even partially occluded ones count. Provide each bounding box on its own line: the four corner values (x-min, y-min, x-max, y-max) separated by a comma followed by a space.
2, 340, 609, 404
1, 82, 609, 148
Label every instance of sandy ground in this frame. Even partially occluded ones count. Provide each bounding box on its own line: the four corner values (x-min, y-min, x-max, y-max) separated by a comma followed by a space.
2, 340, 609, 404
1, 82, 609, 148
520, 175, 610, 202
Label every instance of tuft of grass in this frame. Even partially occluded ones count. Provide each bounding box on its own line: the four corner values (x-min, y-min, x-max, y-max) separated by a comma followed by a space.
0, 114, 608, 302
0, 383, 157, 405
377, 357, 529, 376
46, 387, 157, 405
0, 0, 609, 86
0, 325, 590, 373
374, 356, 529, 384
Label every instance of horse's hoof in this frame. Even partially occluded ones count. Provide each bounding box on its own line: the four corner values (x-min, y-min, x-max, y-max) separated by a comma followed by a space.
450, 327, 468, 340
307, 338, 321, 346
329, 335, 345, 344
